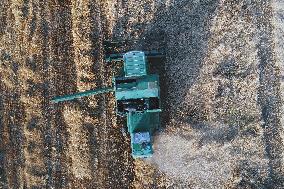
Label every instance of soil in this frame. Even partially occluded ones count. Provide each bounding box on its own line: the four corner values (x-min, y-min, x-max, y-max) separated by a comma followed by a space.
0, 0, 284, 188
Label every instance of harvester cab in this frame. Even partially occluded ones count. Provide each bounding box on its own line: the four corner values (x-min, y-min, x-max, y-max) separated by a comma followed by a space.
52, 41, 164, 158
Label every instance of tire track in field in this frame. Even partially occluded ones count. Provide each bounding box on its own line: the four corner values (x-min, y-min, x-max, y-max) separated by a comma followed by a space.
254, 0, 284, 187
0, 69, 8, 189
99, 1, 135, 188
1, 56, 25, 188
1, 0, 52, 188
0, 1, 26, 186
0, 0, 9, 38
38, 0, 55, 188
49, 0, 77, 188
88, 1, 109, 187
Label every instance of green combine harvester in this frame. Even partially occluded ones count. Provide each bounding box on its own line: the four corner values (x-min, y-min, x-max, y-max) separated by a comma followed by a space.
52, 42, 164, 158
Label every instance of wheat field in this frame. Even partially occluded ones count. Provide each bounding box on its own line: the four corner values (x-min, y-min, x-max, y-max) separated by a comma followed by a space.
0, 0, 284, 188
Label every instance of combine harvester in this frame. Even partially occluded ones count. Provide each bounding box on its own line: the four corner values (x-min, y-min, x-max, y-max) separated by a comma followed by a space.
52, 41, 164, 158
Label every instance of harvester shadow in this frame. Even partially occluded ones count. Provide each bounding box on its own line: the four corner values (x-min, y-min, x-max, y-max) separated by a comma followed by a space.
137, 0, 243, 152
111, 0, 219, 130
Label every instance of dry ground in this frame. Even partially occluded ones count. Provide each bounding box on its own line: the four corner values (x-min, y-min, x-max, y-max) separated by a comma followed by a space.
0, 0, 284, 188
